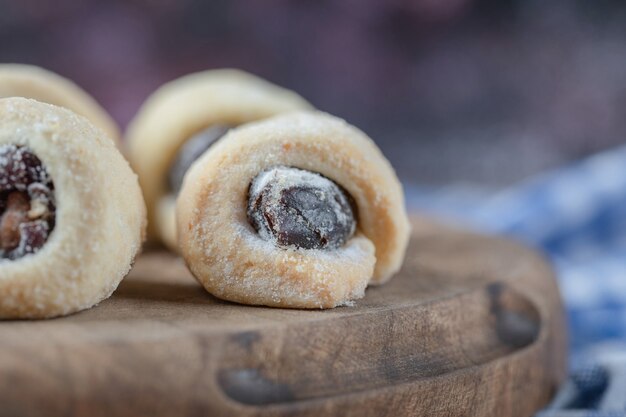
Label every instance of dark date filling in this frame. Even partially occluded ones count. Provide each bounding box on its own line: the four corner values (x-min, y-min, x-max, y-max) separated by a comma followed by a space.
247, 166, 356, 250
168, 124, 232, 194
0, 145, 55, 260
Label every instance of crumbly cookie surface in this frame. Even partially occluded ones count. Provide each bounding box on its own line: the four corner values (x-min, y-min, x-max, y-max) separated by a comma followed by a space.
177, 111, 410, 309
0, 64, 120, 145
126, 69, 312, 249
0, 98, 146, 319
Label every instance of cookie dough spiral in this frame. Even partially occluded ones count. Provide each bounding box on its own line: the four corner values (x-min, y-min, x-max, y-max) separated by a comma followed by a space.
177, 111, 410, 308
0, 64, 120, 144
0, 98, 146, 318
126, 69, 312, 250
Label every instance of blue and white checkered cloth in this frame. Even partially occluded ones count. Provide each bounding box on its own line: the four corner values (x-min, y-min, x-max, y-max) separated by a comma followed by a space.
406, 144, 626, 416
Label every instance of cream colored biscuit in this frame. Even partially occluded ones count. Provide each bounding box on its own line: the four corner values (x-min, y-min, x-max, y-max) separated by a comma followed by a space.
0, 64, 120, 144
0, 98, 146, 318
177, 111, 410, 309
126, 69, 313, 249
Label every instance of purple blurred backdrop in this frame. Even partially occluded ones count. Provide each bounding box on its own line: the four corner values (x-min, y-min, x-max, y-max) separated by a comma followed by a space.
1, 0, 626, 187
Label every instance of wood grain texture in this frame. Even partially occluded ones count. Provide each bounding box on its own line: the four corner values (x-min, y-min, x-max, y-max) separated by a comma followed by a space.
0, 218, 567, 417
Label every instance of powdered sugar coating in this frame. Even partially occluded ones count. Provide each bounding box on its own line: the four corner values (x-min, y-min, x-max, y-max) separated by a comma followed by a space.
126, 69, 313, 249
177, 111, 409, 309
247, 166, 356, 250
0, 144, 50, 192
0, 98, 146, 319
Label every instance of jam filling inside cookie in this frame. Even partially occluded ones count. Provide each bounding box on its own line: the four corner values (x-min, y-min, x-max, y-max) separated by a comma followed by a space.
247, 166, 356, 250
168, 124, 232, 193
0, 145, 55, 260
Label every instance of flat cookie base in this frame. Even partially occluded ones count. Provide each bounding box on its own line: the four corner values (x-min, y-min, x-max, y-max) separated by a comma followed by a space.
0, 217, 567, 417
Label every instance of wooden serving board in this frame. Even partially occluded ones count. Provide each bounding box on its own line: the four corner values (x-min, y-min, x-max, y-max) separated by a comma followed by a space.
0, 218, 567, 417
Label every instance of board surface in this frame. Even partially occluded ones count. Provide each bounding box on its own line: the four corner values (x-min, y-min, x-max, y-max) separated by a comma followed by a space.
0, 218, 567, 417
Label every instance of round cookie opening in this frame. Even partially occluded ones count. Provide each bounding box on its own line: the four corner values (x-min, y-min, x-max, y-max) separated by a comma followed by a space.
0, 144, 56, 260
247, 166, 357, 250
168, 124, 232, 194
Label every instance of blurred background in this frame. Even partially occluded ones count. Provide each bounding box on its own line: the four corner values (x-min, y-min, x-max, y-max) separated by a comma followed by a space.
5, 1, 626, 408
2, 0, 626, 189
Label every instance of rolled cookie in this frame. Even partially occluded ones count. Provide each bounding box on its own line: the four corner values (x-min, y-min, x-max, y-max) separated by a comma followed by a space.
126, 69, 312, 250
0, 98, 146, 319
0, 64, 120, 144
177, 111, 410, 309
